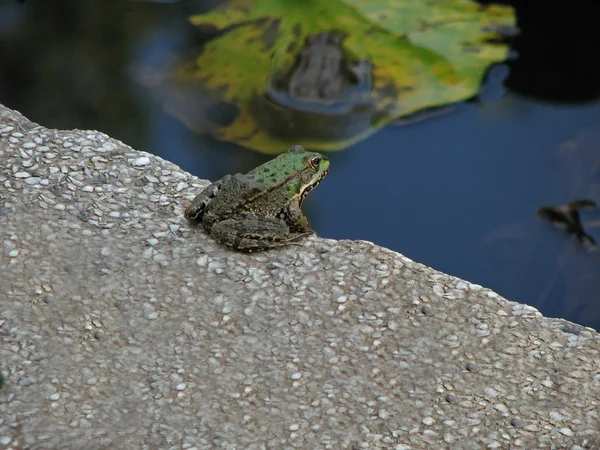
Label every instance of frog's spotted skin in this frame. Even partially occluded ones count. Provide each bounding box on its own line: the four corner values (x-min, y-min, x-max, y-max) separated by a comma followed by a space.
184, 145, 330, 252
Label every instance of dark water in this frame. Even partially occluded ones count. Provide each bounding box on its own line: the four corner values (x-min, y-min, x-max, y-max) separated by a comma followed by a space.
2, 0, 600, 330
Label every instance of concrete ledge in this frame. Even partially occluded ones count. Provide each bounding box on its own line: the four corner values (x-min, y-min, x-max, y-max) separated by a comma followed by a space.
1, 103, 599, 449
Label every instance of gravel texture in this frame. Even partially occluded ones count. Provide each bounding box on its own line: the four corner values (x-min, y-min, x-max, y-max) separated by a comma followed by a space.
1, 103, 599, 450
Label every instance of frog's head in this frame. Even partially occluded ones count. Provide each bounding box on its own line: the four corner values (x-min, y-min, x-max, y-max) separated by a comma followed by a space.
249, 145, 329, 205
288, 144, 330, 204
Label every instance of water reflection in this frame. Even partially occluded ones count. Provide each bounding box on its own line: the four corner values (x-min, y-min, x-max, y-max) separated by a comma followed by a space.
484, 129, 600, 327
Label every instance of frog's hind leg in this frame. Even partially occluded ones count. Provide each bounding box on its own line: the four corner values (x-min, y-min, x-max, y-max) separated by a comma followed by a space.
210, 215, 311, 252
184, 176, 230, 221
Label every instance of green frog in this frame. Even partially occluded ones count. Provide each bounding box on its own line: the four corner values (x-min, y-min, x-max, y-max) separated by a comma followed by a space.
184, 145, 330, 252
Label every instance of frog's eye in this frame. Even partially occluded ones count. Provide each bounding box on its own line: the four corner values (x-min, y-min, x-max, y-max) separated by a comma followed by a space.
309, 157, 321, 169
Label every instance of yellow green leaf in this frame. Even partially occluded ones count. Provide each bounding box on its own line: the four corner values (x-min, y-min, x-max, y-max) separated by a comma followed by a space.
142, 0, 516, 154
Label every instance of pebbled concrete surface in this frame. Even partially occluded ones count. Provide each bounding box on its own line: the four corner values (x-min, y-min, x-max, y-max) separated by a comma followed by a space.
1, 103, 599, 450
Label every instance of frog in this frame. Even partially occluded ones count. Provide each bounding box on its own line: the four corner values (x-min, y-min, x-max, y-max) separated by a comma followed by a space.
184, 145, 330, 252
267, 31, 372, 108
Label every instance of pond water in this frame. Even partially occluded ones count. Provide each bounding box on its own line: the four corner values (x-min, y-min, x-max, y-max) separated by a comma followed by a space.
2, 0, 600, 330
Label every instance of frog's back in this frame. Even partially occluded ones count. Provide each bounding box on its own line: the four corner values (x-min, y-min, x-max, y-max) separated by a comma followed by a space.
201, 175, 265, 228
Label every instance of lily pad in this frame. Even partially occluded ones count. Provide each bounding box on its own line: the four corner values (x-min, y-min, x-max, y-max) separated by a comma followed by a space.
142, 0, 516, 154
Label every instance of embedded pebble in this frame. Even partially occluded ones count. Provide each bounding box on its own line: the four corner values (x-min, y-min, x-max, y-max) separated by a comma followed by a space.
493, 404, 508, 414
484, 387, 499, 398
444, 393, 457, 404
510, 417, 523, 427
378, 409, 390, 419
133, 156, 151, 166
25, 177, 41, 185
465, 362, 478, 372
93, 330, 105, 340
49, 393, 61, 401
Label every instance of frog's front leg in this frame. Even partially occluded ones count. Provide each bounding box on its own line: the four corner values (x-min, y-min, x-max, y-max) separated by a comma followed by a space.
184, 175, 232, 221
210, 214, 311, 252
282, 200, 313, 234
